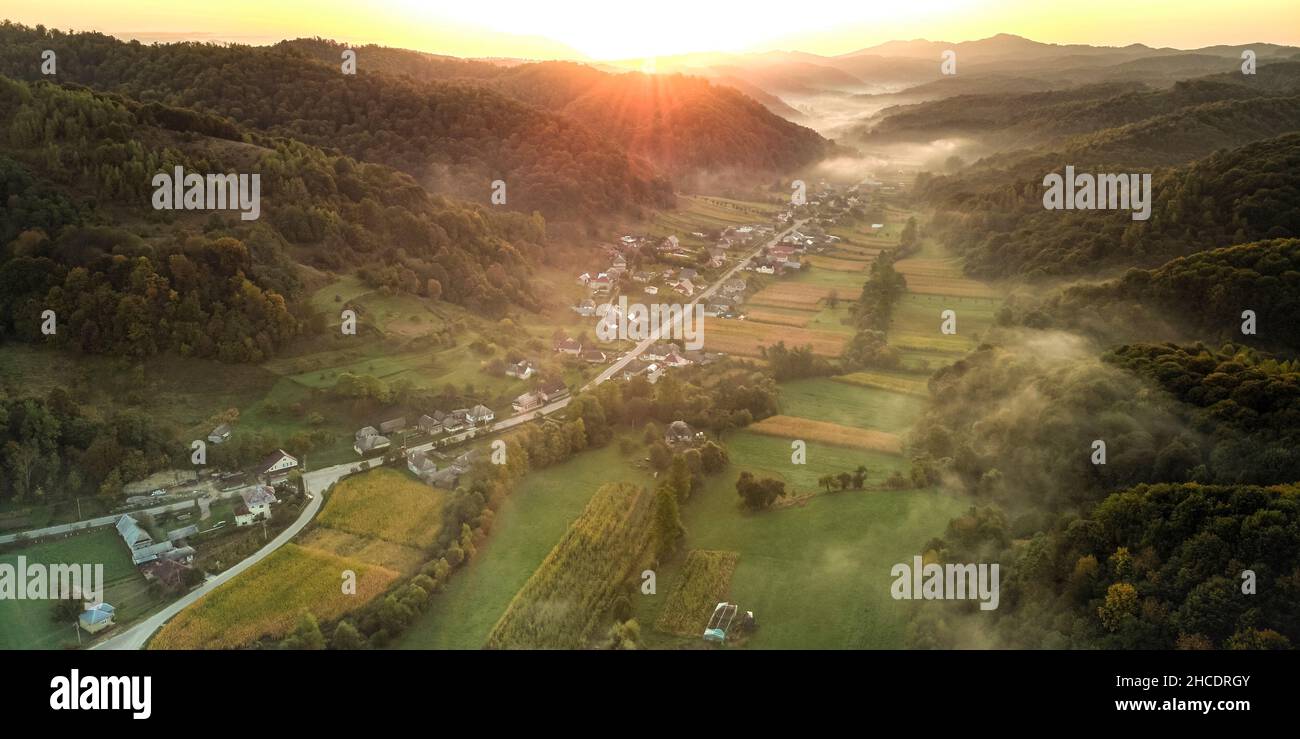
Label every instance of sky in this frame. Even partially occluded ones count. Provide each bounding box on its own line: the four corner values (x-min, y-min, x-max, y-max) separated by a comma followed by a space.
6, 0, 1299, 60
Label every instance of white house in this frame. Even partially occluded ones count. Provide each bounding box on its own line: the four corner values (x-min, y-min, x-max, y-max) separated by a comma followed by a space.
257, 449, 298, 481
236, 485, 278, 526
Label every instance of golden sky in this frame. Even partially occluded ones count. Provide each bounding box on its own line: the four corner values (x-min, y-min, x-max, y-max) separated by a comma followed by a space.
6, 0, 1298, 60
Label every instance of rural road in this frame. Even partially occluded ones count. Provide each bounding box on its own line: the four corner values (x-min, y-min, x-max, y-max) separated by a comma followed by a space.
90, 218, 802, 650
90, 400, 570, 650
0, 487, 247, 546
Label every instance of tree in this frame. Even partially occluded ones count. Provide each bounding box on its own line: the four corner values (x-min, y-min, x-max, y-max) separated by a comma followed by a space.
852, 465, 868, 489
736, 471, 786, 510
648, 441, 672, 471
653, 483, 686, 558
284, 612, 326, 650
1098, 583, 1138, 632
330, 620, 365, 650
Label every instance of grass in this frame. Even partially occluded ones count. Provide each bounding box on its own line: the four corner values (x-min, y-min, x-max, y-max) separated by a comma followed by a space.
394, 440, 651, 649
0, 528, 160, 649
635, 463, 967, 649
151, 543, 399, 649
749, 415, 903, 454
717, 431, 908, 494
654, 550, 740, 636
779, 378, 927, 432
316, 468, 447, 549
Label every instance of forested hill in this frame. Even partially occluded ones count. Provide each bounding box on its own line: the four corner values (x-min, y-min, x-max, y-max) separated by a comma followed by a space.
0, 74, 545, 361
277, 39, 837, 177
0, 23, 674, 220
923, 131, 1300, 278
859, 61, 1300, 148
1015, 239, 1300, 352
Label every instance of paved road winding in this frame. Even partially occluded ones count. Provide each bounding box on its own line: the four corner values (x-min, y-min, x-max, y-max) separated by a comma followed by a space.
90, 219, 804, 650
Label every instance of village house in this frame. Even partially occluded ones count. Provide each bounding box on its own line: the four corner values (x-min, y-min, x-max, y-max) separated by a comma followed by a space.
703, 302, 731, 317
235, 485, 278, 526
589, 274, 612, 295
354, 428, 391, 455
115, 515, 153, 552
379, 417, 406, 435
577, 272, 592, 286
467, 404, 495, 426
447, 405, 473, 429
418, 414, 442, 435
644, 342, 681, 361
632, 271, 652, 283
256, 449, 298, 482
78, 602, 116, 634
555, 337, 583, 355
407, 449, 438, 478
582, 349, 608, 364
674, 279, 695, 297
539, 379, 570, 403
662, 350, 692, 368
679, 268, 699, 282
166, 525, 198, 544
506, 359, 537, 379
621, 359, 654, 381
207, 424, 232, 444
140, 559, 191, 592
512, 391, 542, 414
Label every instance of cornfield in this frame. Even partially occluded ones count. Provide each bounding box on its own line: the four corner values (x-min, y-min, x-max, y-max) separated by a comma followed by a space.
150, 544, 399, 650
486, 482, 656, 649
318, 467, 446, 548
654, 550, 740, 636
748, 415, 903, 454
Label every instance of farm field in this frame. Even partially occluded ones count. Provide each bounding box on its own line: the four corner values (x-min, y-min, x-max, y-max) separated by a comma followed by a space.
0, 528, 161, 649
153, 466, 443, 648
745, 282, 836, 311
803, 254, 871, 272
485, 481, 656, 649
702, 318, 846, 358
895, 257, 999, 298
395, 441, 650, 649
648, 195, 780, 241
150, 543, 399, 649
315, 468, 447, 549
749, 415, 903, 454
779, 378, 927, 432
654, 550, 740, 637
834, 369, 931, 397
